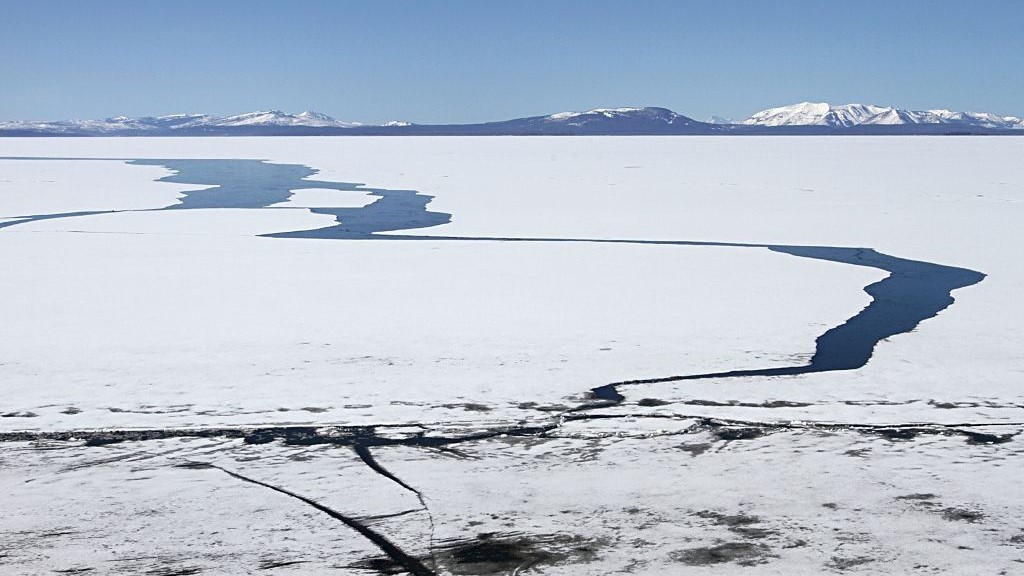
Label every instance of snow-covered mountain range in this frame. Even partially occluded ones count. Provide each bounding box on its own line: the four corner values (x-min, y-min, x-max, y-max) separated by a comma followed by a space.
199, 110, 359, 128
2, 104, 1022, 136
0, 111, 360, 135
742, 102, 1024, 130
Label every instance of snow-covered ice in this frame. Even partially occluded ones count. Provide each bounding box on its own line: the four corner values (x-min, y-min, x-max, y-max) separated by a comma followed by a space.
1, 136, 1022, 574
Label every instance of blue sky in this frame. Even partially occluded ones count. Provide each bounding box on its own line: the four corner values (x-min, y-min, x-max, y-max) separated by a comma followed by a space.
3, 0, 1022, 122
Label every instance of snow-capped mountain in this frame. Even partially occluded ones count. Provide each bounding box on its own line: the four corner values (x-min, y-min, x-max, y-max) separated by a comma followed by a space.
178, 110, 359, 128
920, 109, 1024, 129
743, 102, 1024, 130
705, 115, 736, 125
542, 107, 696, 128
458, 107, 711, 135
0, 111, 359, 135
0, 114, 211, 134
743, 103, 890, 127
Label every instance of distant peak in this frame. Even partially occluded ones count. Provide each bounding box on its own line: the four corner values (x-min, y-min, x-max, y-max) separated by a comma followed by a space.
297, 110, 334, 120
549, 106, 665, 117
543, 106, 690, 125
742, 101, 1024, 129
706, 115, 736, 125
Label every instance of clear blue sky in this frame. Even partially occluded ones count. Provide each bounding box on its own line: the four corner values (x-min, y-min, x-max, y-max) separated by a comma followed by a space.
3, 0, 1022, 123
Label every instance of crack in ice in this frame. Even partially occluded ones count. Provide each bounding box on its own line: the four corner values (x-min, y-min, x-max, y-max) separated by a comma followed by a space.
179, 461, 437, 576
353, 442, 438, 571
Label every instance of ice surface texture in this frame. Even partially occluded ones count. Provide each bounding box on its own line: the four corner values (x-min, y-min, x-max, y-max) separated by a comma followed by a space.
0, 156, 985, 400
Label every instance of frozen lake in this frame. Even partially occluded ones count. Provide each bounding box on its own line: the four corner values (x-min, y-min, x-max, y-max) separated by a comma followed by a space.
2, 137, 1022, 575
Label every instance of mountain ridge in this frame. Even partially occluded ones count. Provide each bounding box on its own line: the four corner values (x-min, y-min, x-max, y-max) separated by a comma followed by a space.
742, 102, 1024, 130
2, 104, 1022, 136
